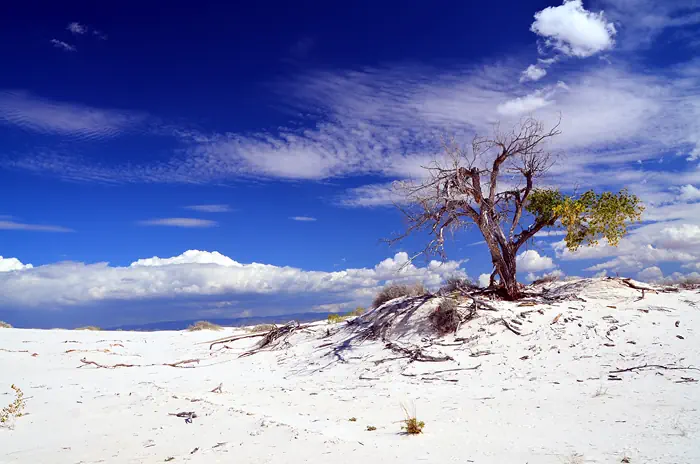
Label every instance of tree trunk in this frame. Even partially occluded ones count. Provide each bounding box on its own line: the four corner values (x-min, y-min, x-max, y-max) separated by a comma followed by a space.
491, 248, 520, 300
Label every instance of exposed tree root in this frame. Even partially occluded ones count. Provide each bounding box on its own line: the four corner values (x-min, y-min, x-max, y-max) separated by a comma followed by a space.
239, 321, 303, 358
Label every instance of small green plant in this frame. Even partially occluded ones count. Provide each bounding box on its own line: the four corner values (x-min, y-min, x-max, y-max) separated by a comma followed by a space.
349, 417, 357, 422
1, 384, 26, 424
75, 326, 102, 331
366, 425, 376, 431
348, 307, 366, 317
400, 405, 424, 435
186, 321, 223, 331
327, 313, 349, 324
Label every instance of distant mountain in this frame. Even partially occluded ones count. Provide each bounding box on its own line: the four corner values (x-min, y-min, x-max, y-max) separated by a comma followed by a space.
107, 312, 332, 331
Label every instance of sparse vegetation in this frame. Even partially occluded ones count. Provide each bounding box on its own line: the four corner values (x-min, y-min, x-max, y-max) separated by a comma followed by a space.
75, 326, 102, 331
248, 323, 277, 333
1, 384, 26, 425
592, 385, 609, 398
186, 321, 223, 331
440, 276, 477, 294
366, 425, 377, 431
0, 321, 12, 329
372, 282, 426, 308
532, 273, 561, 285
327, 306, 368, 324
400, 404, 425, 435
349, 417, 357, 422
428, 298, 461, 335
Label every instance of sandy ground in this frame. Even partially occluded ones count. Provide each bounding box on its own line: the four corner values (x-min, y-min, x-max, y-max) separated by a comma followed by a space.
1, 279, 699, 464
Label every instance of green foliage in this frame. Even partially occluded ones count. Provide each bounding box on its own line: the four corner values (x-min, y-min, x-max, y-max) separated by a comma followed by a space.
1, 384, 25, 424
327, 307, 367, 324
401, 417, 425, 435
527, 188, 644, 252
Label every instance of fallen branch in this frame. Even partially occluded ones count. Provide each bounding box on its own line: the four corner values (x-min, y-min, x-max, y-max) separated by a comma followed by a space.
501, 318, 522, 336
239, 321, 302, 357
384, 341, 453, 363
78, 357, 202, 369
207, 332, 267, 350
78, 358, 136, 369
412, 365, 481, 376
164, 358, 200, 368
610, 363, 700, 374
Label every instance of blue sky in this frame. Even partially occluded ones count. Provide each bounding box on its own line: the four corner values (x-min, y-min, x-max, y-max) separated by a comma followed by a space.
1, 0, 700, 328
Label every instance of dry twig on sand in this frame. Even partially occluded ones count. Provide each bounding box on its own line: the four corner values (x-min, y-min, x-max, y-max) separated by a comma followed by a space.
239, 321, 303, 357
78, 357, 201, 369
610, 363, 700, 374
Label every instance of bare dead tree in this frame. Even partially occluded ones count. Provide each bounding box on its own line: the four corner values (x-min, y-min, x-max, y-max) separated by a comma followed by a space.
389, 117, 561, 300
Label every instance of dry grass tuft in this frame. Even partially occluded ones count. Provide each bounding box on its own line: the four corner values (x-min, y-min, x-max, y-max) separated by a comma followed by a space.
400, 405, 425, 435
248, 324, 277, 333
186, 321, 223, 331
1, 384, 25, 425
428, 298, 461, 335
440, 276, 478, 294
75, 326, 102, 331
532, 273, 561, 285
372, 283, 426, 308
0, 321, 12, 329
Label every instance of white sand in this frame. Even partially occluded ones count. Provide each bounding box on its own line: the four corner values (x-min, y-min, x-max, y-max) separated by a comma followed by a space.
1, 279, 699, 463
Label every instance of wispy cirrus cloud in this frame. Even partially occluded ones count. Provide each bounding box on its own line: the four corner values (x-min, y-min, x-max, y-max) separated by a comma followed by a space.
290, 216, 317, 222
50, 39, 76, 52
0, 91, 144, 139
184, 204, 232, 213
67, 22, 87, 35
0, 220, 73, 232
138, 218, 218, 228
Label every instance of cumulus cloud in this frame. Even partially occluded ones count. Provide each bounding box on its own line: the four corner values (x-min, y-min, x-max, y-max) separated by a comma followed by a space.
0, 220, 73, 232
478, 273, 491, 288
520, 65, 547, 82
0, 256, 33, 273
526, 268, 565, 282
50, 39, 76, 52
678, 185, 700, 202
138, 218, 218, 228
516, 250, 557, 273
290, 216, 317, 222
657, 224, 700, 249
530, 0, 616, 58
0, 250, 467, 311
184, 204, 232, 213
636, 266, 664, 282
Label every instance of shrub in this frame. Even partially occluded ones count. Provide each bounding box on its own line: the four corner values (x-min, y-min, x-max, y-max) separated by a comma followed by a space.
428, 298, 461, 335
327, 313, 349, 324
1, 384, 25, 424
678, 276, 700, 290
532, 273, 561, 285
348, 307, 366, 317
0, 321, 12, 329
349, 417, 357, 422
372, 283, 426, 308
76, 326, 102, 331
440, 276, 478, 294
248, 324, 276, 333
400, 404, 424, 435
186, 321, 223, 331
366, 425, 377, 431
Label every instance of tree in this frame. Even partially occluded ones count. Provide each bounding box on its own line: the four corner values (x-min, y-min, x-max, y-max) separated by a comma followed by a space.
390, 118, 644, 300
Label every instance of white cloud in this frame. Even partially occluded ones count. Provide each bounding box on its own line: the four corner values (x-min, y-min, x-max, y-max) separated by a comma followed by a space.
0, 256, 33, 273
526, 268, 565, 282
0, 250, 466, 310
520, 65, 547, 82
50, 39, 76, 52
0, 91, 143, 139
478, 273, 491, 288
678, 185, 700, 202
530, 0, 616, 58
516, 250, 557, 273
497, 93, 552, 116
0, 220, 73, 232
290, 216, 317, 222
657, 224, 700, 249
138, 218, 217, 228
636, 266, 664, 282
67, 22, 87, 35
184, 204, 232, 213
